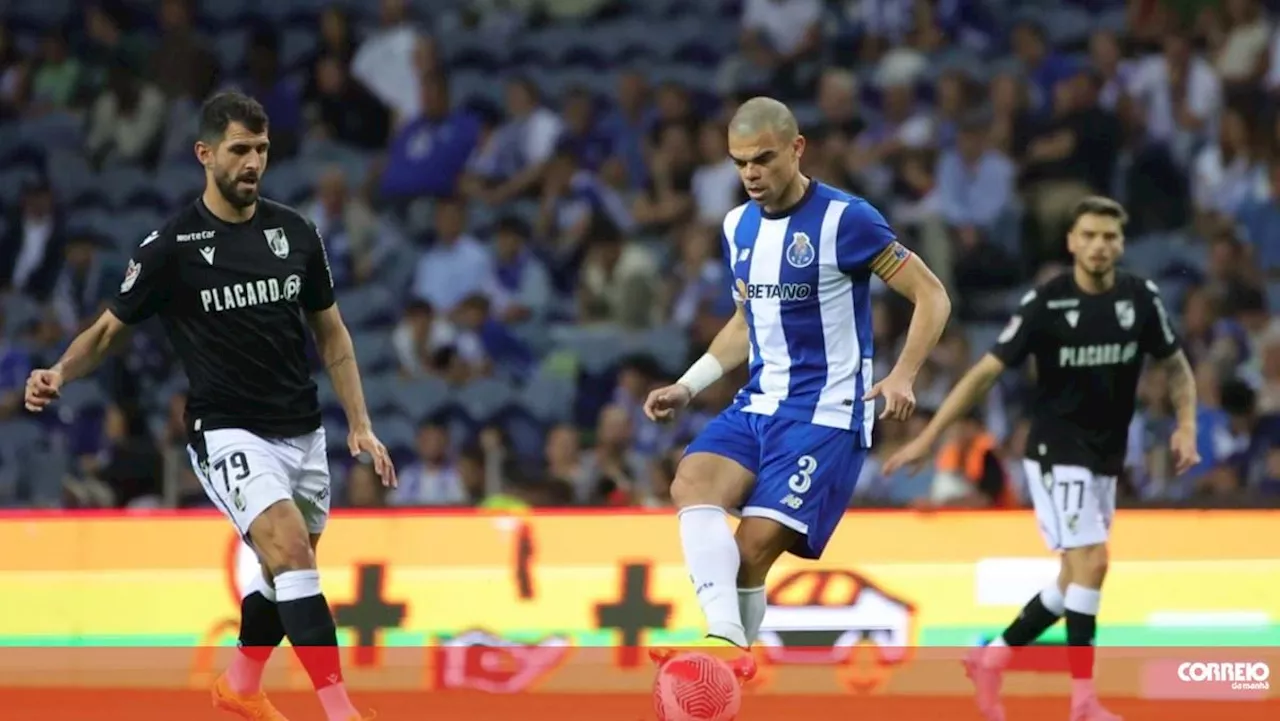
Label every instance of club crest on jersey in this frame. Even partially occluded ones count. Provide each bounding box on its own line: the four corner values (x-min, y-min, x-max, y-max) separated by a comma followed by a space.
1114, 300, 1134, 330
264, 227, 289, 259
786, 231, 815, 268
120, 260, 141, 293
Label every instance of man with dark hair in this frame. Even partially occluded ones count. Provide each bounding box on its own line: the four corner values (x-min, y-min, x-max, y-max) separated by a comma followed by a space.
885, 195, 1198, 721
24, 91, 392, 721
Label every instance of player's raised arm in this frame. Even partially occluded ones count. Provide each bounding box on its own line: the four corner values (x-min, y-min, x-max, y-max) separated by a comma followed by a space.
25, 229, 171, 412
835, 200, 951, 421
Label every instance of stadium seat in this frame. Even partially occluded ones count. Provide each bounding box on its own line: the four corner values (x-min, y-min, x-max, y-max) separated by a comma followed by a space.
360, 374, 401, 417
99, 166, 155, 210
550, 324, 628, 375
391, 376, 451, 422
281, 27, 320, 71
623, 324, 690, 376
965, 323, 1005, 362
377, 414, 418, 464
452, 378, 517, 425
214, 29, 252, 75
519, 373, 576, 423
350, 330, 397, 374
154, 163, 205, 209
335, 284, 398, 329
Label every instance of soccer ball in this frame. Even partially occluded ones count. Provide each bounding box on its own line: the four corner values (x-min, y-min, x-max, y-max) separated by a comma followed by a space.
653, 652, 742, 721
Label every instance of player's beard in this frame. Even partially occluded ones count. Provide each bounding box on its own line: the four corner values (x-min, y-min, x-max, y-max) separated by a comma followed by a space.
214, 169, 260, 209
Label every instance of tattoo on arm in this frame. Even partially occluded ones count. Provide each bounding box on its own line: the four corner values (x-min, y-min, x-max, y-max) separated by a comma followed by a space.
326, 353, 354, 371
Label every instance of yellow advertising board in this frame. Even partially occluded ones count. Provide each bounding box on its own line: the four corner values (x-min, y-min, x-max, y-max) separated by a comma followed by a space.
0, 509, 1276, 697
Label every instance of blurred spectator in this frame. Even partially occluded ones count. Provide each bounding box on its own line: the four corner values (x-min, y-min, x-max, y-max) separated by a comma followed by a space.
232, 30, 302, 157
1089, 30, 1135, 112
558, 87, 611, 172
543, 423, 591, 497
51, 234, 118, 334
537, 144, 635, 275
0, 180, 65, 302
1192, 104, 1262, 216
633, 123, 697, 232
600, 71, 653, 189
692, 120, 743, 223
315, 6, 357, 66
0, 318, 31, 421
345, 461, 387, 507
81, 3, 151, 88
410, 197, 493, 313
1019, 70, 1121, 267
933, 112, 1017, 293
1205, 0, 1271, 95
453, 293, 530, 381
306, 168, 381, 289
1010, 20, 1076, 116
580, 404, 648, 505
1234, 157, 1280, 273
392, 300, 481, 381
664, 222, 733, 332
728, 0, 823, 97
28, 32, 83, 114
1129, 34, 1222, 166
468, 76, 563, 205
380, 72, 475, 198
390, 421, 467, 505
74, 403, 163, 508
486, 216, 553, 326
350, 0, 425, 125
576, 220, 660, 328
306, 54, 391, 151
149, 0, 217, 103
924, 411, 1010, 508
85, 66, 166, 168
0, 26, 27, 120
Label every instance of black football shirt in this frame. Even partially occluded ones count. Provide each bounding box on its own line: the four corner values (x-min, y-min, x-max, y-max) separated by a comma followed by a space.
989, 270, 1182, 475
110, 197, 335, 438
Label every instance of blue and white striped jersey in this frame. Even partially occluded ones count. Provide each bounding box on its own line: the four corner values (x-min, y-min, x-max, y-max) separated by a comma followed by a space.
723, 181, 908, 445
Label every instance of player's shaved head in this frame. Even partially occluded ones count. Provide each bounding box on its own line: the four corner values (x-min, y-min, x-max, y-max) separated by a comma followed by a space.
729, 96, 799, 142
727, 97, 806, 211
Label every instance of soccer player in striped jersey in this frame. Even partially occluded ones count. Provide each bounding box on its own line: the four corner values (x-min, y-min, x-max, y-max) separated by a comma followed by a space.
644, 97, 951, 675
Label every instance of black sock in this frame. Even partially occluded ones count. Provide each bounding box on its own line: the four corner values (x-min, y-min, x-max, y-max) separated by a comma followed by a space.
999, 593, 1063, 647
275, 570, 344, 691
1064, 609, 1098, 680
239, 590, 286, 661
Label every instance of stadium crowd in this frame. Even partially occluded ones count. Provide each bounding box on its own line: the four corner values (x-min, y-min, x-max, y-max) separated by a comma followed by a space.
1, 0, 1279, 511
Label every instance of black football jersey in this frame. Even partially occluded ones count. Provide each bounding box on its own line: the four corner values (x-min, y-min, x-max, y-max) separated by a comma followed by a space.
109, 198, 335, 438
989, 270, 1182, 475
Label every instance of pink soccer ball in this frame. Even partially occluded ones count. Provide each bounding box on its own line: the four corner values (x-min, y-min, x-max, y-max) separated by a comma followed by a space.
653, 652, 742, 721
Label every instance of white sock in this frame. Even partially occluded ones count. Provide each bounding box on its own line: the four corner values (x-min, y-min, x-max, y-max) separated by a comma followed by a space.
737, 586, 767, 646
317, 684, 358, 721
1039, 584, 1066, 615
227, 572, 276, 695
678, 505, 747, 647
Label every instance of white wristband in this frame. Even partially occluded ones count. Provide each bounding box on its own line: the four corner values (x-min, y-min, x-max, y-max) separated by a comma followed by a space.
676, 354, 724, 397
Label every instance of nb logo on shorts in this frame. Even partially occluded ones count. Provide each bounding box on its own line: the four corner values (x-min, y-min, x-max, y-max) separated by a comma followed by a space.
781, 494, 804, 510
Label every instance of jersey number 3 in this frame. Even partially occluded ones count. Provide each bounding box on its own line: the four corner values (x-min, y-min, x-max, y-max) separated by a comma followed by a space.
788, 455, 818, 494
214, 451, 251, 492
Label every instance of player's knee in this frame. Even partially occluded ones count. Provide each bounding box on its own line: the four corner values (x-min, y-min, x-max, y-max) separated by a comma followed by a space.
1064, 543, 1109, 584
248, 502, 316, 574
669, 455, 749, 509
